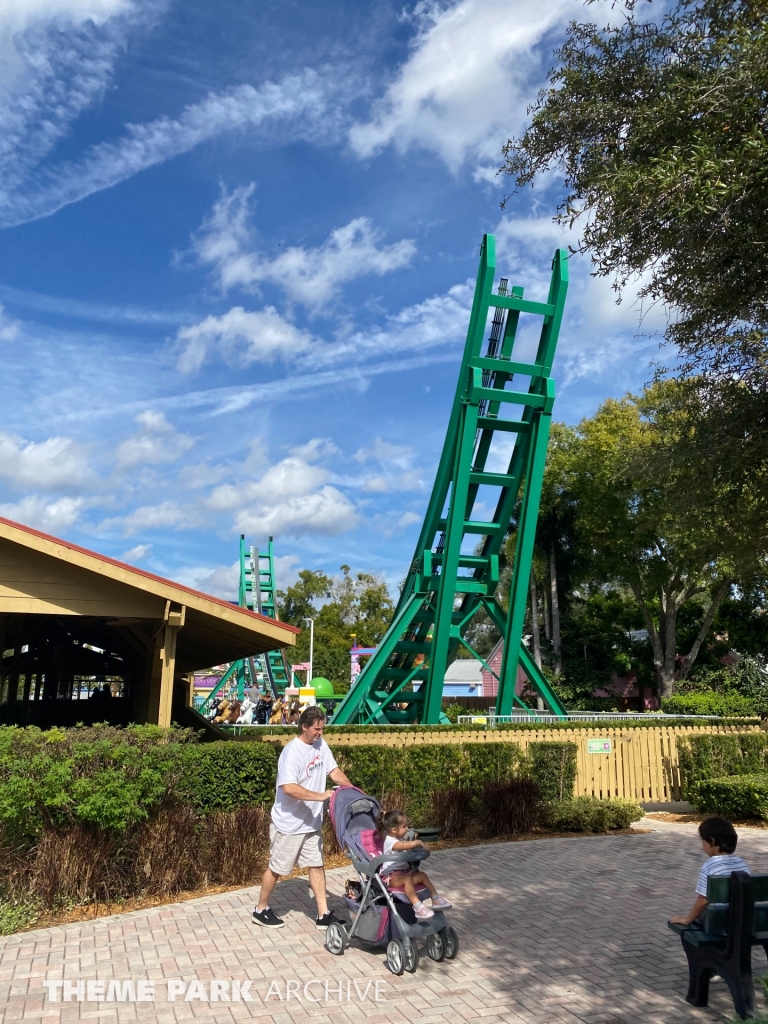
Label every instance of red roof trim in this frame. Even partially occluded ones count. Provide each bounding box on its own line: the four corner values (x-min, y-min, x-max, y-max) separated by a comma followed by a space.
0, 515, 300, 634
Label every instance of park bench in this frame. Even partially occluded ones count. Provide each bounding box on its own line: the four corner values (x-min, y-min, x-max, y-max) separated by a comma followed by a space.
668, 872, 768, 1019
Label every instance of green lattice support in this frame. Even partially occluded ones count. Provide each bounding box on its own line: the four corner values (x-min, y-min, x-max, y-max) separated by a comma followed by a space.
332, 235, 569, 725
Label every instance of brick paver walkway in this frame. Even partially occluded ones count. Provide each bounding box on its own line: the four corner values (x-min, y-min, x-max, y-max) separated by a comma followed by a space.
2, 823, 768, 1024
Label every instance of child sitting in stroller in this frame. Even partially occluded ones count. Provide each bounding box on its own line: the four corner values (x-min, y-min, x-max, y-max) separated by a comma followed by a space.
377, 809, 453, 920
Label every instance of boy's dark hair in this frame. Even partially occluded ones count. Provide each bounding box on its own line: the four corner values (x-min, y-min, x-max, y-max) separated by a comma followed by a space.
699, 815, 738, 854
376, 808, 408, 834
298, 705, 326, 732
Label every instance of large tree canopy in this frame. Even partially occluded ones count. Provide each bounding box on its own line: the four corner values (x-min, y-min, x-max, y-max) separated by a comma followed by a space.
501, 0, 768, 373
560, 381, 768, 695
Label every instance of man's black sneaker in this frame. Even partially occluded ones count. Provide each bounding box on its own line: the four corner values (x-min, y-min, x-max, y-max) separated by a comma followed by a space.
252, 907, 284, 929
315, 911, 342, 930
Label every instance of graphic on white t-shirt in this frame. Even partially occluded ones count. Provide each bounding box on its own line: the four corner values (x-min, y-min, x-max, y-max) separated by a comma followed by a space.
271, 737, 338, 835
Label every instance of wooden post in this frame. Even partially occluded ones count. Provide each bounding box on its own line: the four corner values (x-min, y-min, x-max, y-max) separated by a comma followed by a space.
148, 604, 185, 728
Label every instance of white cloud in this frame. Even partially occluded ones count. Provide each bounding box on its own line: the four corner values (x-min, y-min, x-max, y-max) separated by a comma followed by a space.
350, 0, 570, 174
398, 511, 421, 528
206, 447, 359, 540
0, 305, 21, 341
234, 485, 358, 539
172, 561, 239, 601
121, 542, 151, 562
172, 552, 300, 603
0, 494, 85, 532
100, 500, 202, 537
298, 279, 473, 371
175, 306, 313, 375
115, 410, 194, 469
493, 215, 668, 388
289, 437, 339, 462
1, 67, 339, 227
353, 436, 424, 492
0, 431, 94, 490
354, 437, 415, 469
193, 185, 416, 312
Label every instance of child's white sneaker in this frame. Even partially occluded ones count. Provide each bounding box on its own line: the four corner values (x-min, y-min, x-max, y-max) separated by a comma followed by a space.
430, 896, 452, 910
413, 901, 434, 920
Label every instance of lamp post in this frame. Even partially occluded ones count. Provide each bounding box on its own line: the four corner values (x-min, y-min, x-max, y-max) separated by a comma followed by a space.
304, 617, 314, 685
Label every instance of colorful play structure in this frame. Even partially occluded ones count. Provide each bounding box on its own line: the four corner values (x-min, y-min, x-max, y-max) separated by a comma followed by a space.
332, 235, 569, 724
200, 234, 569, 726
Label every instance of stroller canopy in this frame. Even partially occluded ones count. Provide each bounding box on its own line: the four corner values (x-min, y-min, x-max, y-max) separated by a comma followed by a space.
329, 786, 382, 862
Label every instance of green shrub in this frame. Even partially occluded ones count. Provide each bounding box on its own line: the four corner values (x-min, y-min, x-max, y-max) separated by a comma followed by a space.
526, 741, 578, 801
661, 692, 757, 717
541, 796, 644, 832
442, 702, 470, 724
333, 742, 533, 824
677, 733, 768, 798
159, 743, 276, 813
690, 774, 768, 819
0, 734, 277, 844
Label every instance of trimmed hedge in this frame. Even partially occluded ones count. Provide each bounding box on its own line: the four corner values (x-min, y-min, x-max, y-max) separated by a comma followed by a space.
333, 740, 577, 824
0, 728, 276, 843
528, 741, 578, 801
229, 717, 760, 739
677, 733, 768, 798
662, 692, 758, 717
540, 796, 644, 833
690, 775, 768, 819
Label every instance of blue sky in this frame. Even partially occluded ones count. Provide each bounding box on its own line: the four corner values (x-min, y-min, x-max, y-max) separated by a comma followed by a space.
0, 0, 667, 601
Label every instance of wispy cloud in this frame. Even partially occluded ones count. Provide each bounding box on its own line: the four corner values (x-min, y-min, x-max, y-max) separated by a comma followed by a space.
0, 1, 160, 211
350, 0, 571, 175
1, 68, 342, 227
192, 184, 416, 313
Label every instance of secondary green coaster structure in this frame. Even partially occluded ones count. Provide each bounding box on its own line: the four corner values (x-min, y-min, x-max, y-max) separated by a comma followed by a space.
333, 234, 569, 725
199, 535, 292, 712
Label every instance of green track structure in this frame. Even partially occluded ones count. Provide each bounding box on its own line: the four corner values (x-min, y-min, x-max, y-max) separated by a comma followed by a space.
332, 235, 569, 725
240, 535, 295, 695
199, 535, 293, 712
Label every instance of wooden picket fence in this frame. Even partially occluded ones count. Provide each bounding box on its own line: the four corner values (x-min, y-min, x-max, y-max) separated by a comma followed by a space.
250, 722, 761, 804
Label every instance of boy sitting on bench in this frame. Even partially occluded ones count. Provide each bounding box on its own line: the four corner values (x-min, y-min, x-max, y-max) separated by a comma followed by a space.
670, 816, 751, 928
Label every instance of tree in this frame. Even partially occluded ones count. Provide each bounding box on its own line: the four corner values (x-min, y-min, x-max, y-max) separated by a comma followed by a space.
278, 566, 394, 691
562, 381, 768, 695
501, 0, 768, 374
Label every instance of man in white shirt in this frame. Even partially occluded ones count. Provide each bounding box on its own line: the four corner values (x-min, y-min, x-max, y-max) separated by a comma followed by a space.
253, 705, 351, 930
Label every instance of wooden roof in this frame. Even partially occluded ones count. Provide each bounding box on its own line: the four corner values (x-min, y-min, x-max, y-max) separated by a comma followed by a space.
0, 516, 298, 671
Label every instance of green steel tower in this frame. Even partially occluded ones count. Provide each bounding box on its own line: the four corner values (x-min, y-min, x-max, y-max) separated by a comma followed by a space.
199, 535, 292, 712
332, 235, 569, 725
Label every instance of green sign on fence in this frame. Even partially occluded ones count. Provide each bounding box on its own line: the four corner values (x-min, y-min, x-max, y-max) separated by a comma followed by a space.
587, 739, 613, 754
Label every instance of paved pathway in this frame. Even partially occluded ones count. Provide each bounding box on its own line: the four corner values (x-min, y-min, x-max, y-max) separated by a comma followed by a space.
3, 822, 768, 1024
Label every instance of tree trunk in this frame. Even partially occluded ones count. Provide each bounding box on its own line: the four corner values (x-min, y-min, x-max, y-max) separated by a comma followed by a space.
549, 546, 561, 675
679, 579, 731, 680
529, 571, 542, 669
542, 585, 551, 642
530, 571, 544, 711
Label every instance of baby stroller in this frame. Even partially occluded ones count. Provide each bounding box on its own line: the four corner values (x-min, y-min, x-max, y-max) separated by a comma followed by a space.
327, 786, 458, 974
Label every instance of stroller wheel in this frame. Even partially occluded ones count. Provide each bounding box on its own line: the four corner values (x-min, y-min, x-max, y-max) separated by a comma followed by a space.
426, 931, 445, 962
325, 921, 346, 956
403, 940, 419, 973
441, 926, 459, 960
386, 939, 406, 975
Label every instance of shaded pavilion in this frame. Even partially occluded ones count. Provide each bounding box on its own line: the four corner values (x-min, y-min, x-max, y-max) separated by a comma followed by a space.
0, 517, 298, 729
